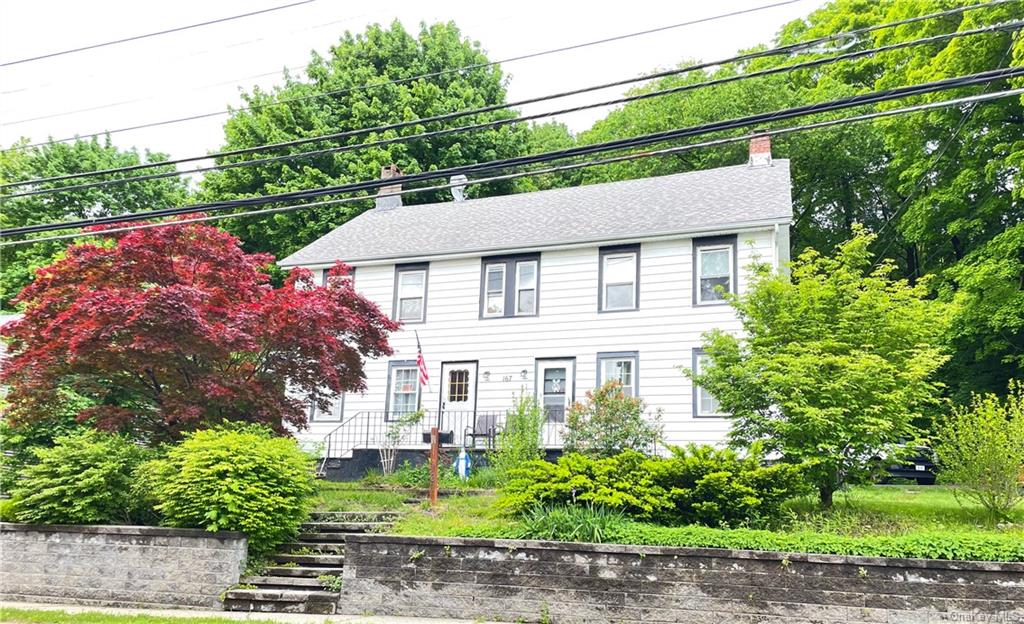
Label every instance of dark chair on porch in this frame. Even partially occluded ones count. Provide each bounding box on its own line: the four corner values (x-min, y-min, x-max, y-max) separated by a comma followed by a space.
463, 411, 502, 449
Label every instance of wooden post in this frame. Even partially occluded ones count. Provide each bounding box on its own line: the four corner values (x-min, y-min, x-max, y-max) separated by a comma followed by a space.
429, 426, 439, 507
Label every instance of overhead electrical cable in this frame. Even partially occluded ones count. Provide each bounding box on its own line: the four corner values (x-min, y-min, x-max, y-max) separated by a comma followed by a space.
4, 66, 1022, 238
10, 0, 1011, 149
3, 88, 1020, 249
0, 0, 318, 67
5, 15, 1020, 195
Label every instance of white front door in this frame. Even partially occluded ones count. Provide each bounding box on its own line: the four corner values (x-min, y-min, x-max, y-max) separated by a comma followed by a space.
536, 358, 575, 425
440, 361, 478, 416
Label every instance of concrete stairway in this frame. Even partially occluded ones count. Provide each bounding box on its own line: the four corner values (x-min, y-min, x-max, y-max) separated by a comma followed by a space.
222, 511, 402, 614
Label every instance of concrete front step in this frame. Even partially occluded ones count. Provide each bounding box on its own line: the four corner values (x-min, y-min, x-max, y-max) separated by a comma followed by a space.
300, 521, 392, 533
223, 589, 339, 614
270, 553, 345, 566
280, 541, 346, 554
240, 575, 325, 589
263, 565, 343, 578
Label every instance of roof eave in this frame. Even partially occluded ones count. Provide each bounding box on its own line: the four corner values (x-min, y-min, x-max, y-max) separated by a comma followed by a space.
277, 215, 792, 269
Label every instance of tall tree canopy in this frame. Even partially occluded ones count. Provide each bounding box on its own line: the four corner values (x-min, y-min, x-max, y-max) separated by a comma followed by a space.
566, 0, 1024, 399
201, 21, 529, 259
0, 219, 397, 443
0, 139, 189, 310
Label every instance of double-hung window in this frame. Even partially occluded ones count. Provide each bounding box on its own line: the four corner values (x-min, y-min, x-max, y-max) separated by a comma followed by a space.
480, 255, 540, 318
597, 351, 638, 396
394, 263, 428, 323
599, 245, 639, 312
386, 361, 421, 420
692, 350, 724, 417
694, 236, 737, 305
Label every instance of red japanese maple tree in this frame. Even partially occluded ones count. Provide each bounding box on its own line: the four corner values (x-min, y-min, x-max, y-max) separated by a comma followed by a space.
0, 218, 397, 441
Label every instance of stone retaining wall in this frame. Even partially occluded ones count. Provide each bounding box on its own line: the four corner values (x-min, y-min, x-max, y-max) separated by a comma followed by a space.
1, 523, 247, 609
341, 534, 1024, 623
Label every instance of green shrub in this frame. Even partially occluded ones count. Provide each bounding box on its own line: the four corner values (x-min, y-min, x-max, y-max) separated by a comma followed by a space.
605, 522, 1024, 562
500, 446, 808, 528
146, 424, 316, 557
10, 429, 152, 525
490, 394, 544, 480
0, 390, 92, 493
564, 381, 662, 457
515, 504, 628, 543
0, 497, 19, 521
934, 381, 1024, 523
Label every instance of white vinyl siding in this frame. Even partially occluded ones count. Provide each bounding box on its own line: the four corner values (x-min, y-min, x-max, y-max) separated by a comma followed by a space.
295, 228, 779, 449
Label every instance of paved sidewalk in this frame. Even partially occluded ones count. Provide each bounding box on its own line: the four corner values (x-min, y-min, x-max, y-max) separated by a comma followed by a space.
0, 602, 500, 624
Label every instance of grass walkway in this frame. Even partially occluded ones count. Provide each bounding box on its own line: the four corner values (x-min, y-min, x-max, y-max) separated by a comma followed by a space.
0, 605, 496, 624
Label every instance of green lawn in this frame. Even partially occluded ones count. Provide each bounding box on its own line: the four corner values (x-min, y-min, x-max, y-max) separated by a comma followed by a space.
313, 481, 411, 511
0, 608, 283, 624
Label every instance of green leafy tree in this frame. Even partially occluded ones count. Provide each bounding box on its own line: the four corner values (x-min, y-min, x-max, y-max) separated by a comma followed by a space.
0, 138, 189, 309
201, 21, 528, 259
934, 381, 1024, 523
689, 227, 951, 506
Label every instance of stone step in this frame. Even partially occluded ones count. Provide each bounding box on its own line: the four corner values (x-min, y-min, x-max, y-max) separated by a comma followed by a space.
280, 541, 346, 554
297, 532, 354, 543
223, 589, 338, 614
240, 575, 325, 589
264, 565, 343, 578
309, 511, 404, 522
300, 521, 392, 533
270, 553, 345, 567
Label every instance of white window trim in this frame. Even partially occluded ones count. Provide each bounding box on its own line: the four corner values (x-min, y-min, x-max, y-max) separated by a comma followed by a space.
602, 252, 638, 311
396, 268, 427, 322
597, 352, 638, 397
535, 358, 575, 423
696, 244, 734, 305
483, 263, 506, 317
693, 351, 726, 417
387, 363, 421, 420
515, 260, 538, 316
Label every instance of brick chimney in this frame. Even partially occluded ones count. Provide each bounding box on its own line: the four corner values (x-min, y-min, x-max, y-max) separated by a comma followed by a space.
375, 164, 402, 210
748, 134, 772, 167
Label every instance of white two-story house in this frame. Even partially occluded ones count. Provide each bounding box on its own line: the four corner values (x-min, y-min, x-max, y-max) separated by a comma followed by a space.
280, 138, 791, 469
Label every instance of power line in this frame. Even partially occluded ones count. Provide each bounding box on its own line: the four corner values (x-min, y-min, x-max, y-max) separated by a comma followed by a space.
5, 67, 1022, 238
0, 0, 318, 67
3, 88, 1020, 249
6, 15, 1020, 195
11, 0, 1012, 149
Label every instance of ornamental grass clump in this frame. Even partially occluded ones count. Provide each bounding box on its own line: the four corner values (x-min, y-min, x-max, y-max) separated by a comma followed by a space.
146, 424, 316, 557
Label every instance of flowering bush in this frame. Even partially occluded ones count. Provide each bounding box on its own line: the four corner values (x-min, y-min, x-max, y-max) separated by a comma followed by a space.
563, 381, 662, 457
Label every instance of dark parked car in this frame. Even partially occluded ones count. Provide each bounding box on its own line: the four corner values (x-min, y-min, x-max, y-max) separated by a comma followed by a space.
880, 447, 937, 485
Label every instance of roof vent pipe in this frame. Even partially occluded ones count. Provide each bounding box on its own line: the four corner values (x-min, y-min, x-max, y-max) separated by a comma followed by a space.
375, 164, 403, 210
450, 174, 469, 202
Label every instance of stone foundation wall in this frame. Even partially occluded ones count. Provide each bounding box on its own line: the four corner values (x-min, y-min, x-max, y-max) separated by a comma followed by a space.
341, 534, 1024, 623
1, 523, 247, 609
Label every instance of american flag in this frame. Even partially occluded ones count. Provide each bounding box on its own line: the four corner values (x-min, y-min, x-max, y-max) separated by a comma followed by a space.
415, 332, 430, 387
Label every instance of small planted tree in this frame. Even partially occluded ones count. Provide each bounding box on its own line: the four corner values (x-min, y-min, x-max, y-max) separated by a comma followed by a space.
564, 381, 662, 458
490, 393, 545, 480
0, 218, 397, 442
689, 227, 951, 506
934, 381, 1024, 523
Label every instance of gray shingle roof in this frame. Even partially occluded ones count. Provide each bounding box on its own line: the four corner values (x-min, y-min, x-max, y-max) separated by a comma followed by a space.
279, 160, 792, 266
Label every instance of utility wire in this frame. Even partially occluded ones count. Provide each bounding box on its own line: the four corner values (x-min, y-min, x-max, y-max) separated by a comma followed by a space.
0, 0, 317, 67
11, 0, 1012, 149
3, 88, 1020, 249
6, 14, 1020, 194
5, 67, 1022, 238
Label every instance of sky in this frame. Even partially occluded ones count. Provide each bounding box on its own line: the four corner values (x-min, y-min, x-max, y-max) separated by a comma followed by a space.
0, 0, 828, 180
